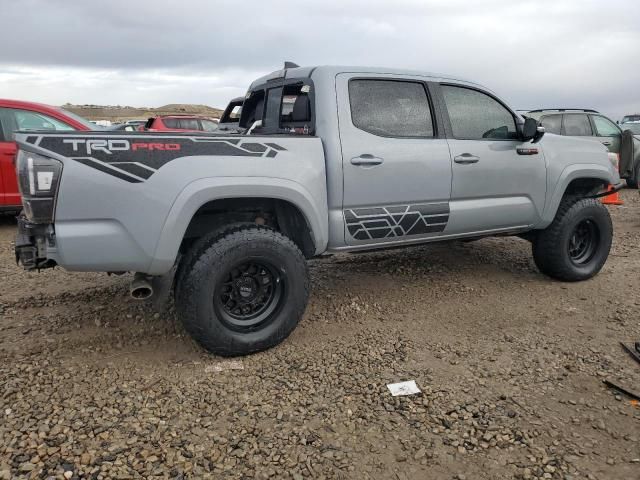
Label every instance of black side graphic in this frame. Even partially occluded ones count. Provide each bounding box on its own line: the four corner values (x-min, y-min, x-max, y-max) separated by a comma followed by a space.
345, 203, 449, 240
32, 135, 286, 183
75, 158, 144, 183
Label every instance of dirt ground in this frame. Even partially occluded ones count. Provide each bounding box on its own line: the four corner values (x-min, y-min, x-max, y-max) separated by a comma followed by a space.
1, 191, 639, 480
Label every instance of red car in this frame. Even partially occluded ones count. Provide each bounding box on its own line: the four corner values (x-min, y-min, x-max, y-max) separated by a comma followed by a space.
0, 99, 94, 211
142, 115, 219, 133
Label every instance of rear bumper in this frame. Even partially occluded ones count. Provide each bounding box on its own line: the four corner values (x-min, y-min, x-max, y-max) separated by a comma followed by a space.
15, 216, 56, 270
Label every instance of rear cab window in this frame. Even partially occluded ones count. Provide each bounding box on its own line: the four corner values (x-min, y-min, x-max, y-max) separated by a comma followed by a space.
240, 80, 314, 135
227, 105, 242, 121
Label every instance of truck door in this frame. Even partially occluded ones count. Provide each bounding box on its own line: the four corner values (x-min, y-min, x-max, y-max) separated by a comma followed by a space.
336, 74, 452, 246
0, 109, 19, 207
589, 114, 622, 154
438, 84, 547, 234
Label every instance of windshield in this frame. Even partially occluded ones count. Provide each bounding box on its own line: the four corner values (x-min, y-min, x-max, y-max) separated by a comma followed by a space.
56, 108, 96, 130
622, 115, 640, 123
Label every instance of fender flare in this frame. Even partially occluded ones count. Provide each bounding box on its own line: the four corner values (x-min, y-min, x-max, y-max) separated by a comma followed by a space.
538, 163, 616, 227
147, 177, 329, 275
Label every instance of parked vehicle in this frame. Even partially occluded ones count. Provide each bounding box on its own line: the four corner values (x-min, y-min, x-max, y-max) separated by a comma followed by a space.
218, 97, 243, 132
125, 119, 147, 127
621, 122, 640, 136
0, 99, 93, 211
620, 114, 640, 124
14, 65, 623, 356
143, 115, 219, 133
108, 123, 139, 132
527, 109, 640, 188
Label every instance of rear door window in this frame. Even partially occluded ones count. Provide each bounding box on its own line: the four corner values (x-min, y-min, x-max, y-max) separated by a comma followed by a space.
162, 118, 180, 129
349, 79, 434, 137
179, 118, 199, 130
562, 114, 592, 136
539, 114, 562, 135
441, 85, 517, 140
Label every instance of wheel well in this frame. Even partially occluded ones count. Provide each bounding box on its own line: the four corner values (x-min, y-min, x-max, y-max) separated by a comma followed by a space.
181, 198, 315, 258
563, 177, 608, 197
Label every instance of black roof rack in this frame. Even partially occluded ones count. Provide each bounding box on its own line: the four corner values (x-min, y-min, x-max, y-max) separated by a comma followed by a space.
528, 108, 599, 113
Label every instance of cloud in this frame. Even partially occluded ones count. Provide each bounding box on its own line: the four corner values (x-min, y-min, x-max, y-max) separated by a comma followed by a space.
1, 0, 638, 117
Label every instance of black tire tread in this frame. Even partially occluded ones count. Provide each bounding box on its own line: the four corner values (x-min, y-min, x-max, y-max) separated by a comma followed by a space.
175, 225, 310, 356
532, 196, 612, 281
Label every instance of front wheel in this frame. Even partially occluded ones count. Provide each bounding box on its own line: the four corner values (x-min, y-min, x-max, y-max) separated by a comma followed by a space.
532, 197, 612, 281
175, 226, 310, 356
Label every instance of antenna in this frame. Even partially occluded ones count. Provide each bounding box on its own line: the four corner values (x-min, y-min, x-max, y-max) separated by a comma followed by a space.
284, 61, 300, 69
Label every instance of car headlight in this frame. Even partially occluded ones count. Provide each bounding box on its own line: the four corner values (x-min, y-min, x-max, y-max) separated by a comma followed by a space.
16, 150, 63, 223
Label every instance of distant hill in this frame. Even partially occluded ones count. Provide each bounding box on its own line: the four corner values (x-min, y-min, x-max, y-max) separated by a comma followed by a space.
62, 103, 224, 122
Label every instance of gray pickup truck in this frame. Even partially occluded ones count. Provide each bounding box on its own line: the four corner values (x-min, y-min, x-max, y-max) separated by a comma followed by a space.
14, 65, 623, 356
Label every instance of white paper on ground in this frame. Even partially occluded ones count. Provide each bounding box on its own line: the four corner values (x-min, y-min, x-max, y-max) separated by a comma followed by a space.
387, 380, 421, 396
204, 360, 244, 373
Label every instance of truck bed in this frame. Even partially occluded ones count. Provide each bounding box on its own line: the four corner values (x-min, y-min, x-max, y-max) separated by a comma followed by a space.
16, 131, 329, 274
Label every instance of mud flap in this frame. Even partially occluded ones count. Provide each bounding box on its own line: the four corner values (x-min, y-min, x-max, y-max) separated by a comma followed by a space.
619, 129, 636, 179
149, 256, 181, 312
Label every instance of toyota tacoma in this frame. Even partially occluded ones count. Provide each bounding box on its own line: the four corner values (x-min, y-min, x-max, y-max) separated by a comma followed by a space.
13, 64, 623, 356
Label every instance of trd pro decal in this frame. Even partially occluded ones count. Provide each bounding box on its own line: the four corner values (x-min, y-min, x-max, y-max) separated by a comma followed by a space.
31, 135, 286, 183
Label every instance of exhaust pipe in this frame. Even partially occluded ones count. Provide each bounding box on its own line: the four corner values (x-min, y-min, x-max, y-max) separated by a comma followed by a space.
130, 273, 154, 300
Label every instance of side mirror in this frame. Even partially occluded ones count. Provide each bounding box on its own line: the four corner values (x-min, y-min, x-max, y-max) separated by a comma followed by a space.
521, 117, 538, 141
532, 125, 545, 143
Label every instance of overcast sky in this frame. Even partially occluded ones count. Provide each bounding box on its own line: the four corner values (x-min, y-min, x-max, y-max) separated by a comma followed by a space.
1, 0, 638, 119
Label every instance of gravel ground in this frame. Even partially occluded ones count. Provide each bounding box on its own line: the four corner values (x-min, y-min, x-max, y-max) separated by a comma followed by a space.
1, 191, 639, 480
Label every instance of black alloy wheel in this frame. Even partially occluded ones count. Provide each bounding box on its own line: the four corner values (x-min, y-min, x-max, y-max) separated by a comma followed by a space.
214, 260, 285, 331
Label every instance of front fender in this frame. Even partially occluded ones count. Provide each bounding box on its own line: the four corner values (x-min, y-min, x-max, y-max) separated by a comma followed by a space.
148, 177, 329, 274
538, 163, 618, 228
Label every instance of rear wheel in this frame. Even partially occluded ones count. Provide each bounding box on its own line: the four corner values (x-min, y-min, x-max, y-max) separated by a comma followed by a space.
175, 226, 310, 356
532, 197, 612, 281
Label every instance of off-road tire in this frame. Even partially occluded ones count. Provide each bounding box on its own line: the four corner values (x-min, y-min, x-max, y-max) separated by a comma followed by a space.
532, 196, 612, 281
175, 226, 310, 356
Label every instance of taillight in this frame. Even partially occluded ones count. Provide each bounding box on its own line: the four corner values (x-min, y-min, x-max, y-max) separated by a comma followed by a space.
16, 150, 63, 223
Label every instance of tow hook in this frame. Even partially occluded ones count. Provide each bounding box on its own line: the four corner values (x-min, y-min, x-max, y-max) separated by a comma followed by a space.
130, 273, 154, 300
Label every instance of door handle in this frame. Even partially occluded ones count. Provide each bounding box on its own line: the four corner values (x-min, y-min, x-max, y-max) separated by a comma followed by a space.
351, 154, 384, 166
454, 154, 480, 164
601, 141, 612, 146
